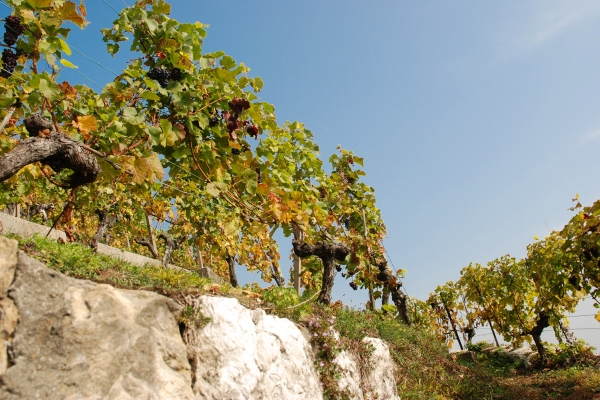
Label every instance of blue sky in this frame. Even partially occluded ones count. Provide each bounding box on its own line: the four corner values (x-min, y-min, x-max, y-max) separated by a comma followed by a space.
16, 0, 600, 346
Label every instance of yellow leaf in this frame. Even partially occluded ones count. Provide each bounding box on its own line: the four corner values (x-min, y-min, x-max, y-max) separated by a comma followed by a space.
158, 38, 179, 51
73, 115, 97, 139
23, 164, 39, 179
19, 9, 36, 24
533, 235, 539, 240
59, 1, 88, 28
131, 153, 165, 184
58, 38, 72, 56
26, 0, 51, 9
59, 59, 77, 69
595, 312, 600, 323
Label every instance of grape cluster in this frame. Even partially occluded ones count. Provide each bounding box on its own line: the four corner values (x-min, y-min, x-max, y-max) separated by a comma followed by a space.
1, 48, 17, 78
349, 282, 358, 290
209, 115, 220, 127
3, 15, 24, 47
170, 67, 181, 81
147, 66, 171, 88
335, 265, 342, 272
231, 148, 241, 155
147, 66, 183, 88
255, 167, 262, 184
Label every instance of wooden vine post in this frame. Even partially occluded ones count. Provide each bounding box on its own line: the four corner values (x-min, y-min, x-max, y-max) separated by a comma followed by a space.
488, 319, 500, 347
474, 286, 501, 347
197, 246, 204, 269
440, 296, 463, 350
145, 212, 158, 257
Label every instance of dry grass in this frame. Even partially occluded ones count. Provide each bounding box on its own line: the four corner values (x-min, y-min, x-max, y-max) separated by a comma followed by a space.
494, 368, 600, 400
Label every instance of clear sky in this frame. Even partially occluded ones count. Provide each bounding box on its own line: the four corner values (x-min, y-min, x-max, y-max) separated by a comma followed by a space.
13, 0, 600, 347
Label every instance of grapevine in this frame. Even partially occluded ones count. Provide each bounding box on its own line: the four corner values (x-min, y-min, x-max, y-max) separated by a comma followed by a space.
0, 0, 393, 310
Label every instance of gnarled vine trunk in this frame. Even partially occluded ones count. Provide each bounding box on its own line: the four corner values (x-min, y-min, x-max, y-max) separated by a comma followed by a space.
158, 233, 187, 268
292, 239, 350, 305
529, 312, 550, 365
135, 237, 159, 259
0, 115, 100, 188
27, 203, 54, 222
266, 249, 285, 288
92, 209, 118, 250
227, 254, 238, 287
377, 261, 411, 325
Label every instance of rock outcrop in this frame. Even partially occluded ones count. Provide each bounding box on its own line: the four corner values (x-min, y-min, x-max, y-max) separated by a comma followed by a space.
187, 296, 323, 399
0, 237, 18, 375
0, 237, 194, 400
334, 337, 401, 400
0, 237, 401, 399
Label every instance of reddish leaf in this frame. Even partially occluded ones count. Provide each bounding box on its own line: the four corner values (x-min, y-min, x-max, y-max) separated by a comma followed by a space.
228, 97, 250, 114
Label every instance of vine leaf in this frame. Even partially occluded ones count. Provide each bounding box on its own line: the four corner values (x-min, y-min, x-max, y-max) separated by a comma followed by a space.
59, 1, 88, 28
72, 115, 97, 140
59, 59, 77, 69
132, 154, 164, 184
206, 182, 220, 197
26, 0, 51, 9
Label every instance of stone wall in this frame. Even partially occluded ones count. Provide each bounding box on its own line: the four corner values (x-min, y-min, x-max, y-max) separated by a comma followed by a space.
0, 236, 400, 399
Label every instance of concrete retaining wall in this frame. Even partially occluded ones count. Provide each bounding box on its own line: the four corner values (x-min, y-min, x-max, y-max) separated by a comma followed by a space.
0, 212, 223, 283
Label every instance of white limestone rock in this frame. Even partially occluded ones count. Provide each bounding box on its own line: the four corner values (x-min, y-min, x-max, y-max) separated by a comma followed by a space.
334, 337, 400, 400
189, 296, 323, 400
333, 349, 364, 399
362, 337, 400, 400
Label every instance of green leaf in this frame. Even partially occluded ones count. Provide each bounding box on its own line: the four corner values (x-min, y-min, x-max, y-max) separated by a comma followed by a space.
26, 0, 51, 8
123, 107, 137, 117
107, 43, 120, 56
214, 68, 236, 82
353, 156, 364, 167
140, 91, 160, 101
59, 59, 77, 69
58, 38, 72, 56
148, 126, 162, 146
153, 0, 171, 14
38, 78, 60, 101
144, 16, 159, 32
160, 119, 183, 146
246, 179, 257, 195
382, 304, 397, 314
16, 182, 27, 194
206, 182, 220, 197
220, 55, 236, 69
250, 77, 264, 92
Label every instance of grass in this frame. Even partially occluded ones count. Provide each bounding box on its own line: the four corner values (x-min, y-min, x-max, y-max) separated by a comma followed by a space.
14, 234, 212, 291
9, 233, 600, 399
